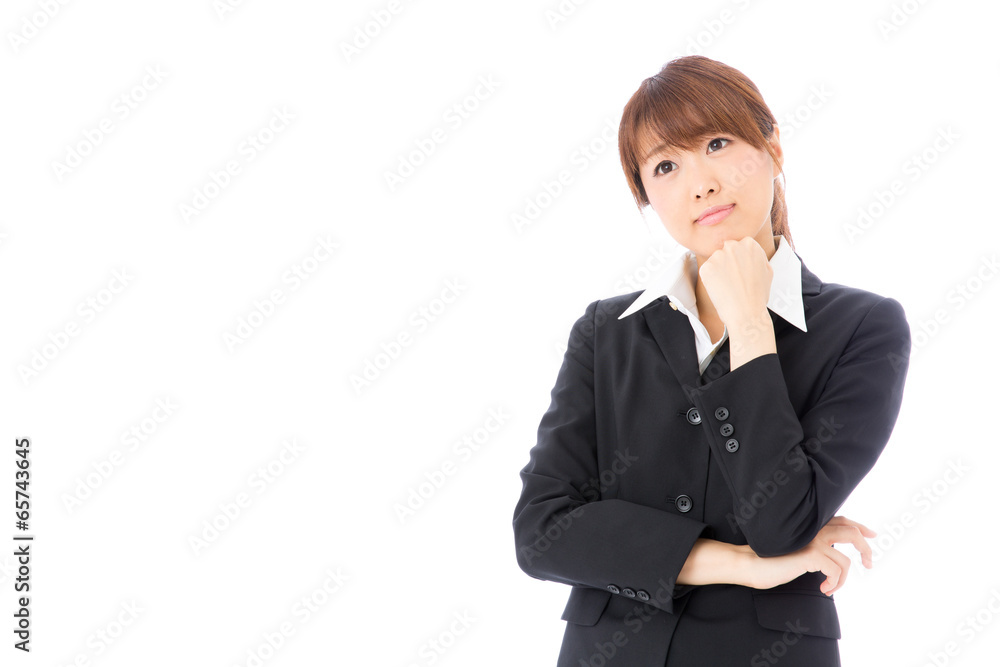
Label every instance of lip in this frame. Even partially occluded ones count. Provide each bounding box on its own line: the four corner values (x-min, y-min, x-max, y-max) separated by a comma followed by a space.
696, 203, 735, 225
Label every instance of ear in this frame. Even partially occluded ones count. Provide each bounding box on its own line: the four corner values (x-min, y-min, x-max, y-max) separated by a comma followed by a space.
768, 126, 784, 176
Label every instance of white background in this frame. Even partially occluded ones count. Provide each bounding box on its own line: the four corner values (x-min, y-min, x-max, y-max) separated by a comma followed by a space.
2, 0, 998, 665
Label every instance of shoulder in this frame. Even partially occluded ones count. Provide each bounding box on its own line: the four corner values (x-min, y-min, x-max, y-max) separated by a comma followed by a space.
560, 291, 670, 359
810, 277, 909, 336
814, 276, 890, 307
570, 290, 660, 330
595, 290, 652, 319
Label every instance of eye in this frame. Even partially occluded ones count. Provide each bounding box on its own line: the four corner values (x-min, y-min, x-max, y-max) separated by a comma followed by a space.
651, 137, 731, 177
653, 160, 675, 177
707, 137, 731, 152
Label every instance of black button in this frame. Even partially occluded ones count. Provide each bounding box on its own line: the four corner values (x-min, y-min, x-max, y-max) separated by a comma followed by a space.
685, 407, 701, 425
675, 495, 692, 513
720, 423, 734, 436
725, 438, 739, 452
715, 407, 729, 421
637, 590, 650, 601
607, 584, 620, 594
622, 588, 636, 598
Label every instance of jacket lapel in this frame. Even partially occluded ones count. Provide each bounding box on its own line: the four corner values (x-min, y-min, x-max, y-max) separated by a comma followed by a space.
642, 296, 702, 389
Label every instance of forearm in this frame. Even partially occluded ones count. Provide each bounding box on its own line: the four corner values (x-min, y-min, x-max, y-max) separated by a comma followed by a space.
676, 538, 753, 587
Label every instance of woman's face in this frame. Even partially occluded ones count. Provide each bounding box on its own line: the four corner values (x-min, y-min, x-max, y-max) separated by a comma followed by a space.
638, 129, 783, 263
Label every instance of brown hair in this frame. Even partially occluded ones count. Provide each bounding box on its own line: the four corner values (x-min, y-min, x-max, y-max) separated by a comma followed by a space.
618, 55, 793, 249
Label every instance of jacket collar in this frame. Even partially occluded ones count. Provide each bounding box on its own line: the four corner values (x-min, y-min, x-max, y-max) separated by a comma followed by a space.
632, 242, 821, 389
618, 235, 811, 332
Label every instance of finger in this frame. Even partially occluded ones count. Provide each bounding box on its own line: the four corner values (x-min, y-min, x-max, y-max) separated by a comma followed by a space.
803, 552, 839, 596
814, 556, 843, 597
816, 524, 860, 545
816, 525, 873, 570
840, 518, 876, 538
816, 521, 872, 567
822, 547, 853, 595
830, 525, 874, 568
825, 515, 876, 538
852, 530, 874, 569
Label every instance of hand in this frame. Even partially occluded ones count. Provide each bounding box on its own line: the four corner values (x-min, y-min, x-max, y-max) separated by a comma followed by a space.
698, 237, 773, 329
736, 516, 877, 597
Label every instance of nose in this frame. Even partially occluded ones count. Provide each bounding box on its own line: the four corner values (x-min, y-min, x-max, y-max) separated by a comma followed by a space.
688, 160, 720, 199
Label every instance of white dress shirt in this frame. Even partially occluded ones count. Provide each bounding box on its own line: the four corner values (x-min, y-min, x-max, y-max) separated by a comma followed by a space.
618, 235, 808, 375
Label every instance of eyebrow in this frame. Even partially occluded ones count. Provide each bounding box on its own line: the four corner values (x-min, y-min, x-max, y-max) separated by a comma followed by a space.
642, 142, 670, 162
642, 133, 729, 163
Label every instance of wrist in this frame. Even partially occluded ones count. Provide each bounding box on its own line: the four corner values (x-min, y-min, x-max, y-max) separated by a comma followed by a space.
726, 543, 758, 588
727, 308, 773, 340
727, 309, 776, 370
678, 539, 761, 588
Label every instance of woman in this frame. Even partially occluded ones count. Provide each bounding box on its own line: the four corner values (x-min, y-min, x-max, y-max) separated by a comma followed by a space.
512, 55, 911, 666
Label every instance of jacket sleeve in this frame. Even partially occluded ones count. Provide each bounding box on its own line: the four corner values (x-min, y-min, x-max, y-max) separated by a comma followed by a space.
682, 296, 912, 558
512, 299, 711, 614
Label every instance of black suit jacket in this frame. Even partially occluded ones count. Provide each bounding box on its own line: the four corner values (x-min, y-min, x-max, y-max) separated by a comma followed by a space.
512, 254, 911, 664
